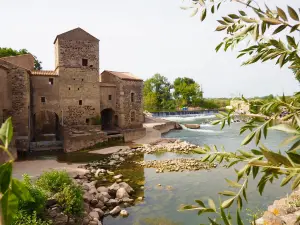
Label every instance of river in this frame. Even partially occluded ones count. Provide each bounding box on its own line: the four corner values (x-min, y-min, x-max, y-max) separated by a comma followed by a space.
14, 113, 292, 225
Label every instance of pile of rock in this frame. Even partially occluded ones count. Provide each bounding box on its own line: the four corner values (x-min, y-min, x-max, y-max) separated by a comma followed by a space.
256, 189, 300, 225
136, 158, 215, 173
136, 139, 201, 154
46, 199, 77, 224
73, 169, 136, 225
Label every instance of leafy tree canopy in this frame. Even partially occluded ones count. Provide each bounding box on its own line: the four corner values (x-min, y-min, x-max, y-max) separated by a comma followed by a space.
0, 47, 42, 70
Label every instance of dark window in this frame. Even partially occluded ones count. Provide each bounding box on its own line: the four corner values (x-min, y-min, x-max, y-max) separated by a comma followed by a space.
69, 87, 71, 90
78, 88, 80, 90
49, 78, 54, 85
86, 118, 90, 124
130, 111, 135, 122
79, 100, 82, 105
131, 93, 134, 102
82, 59, 88, 66
82, 79, 84, 81
41, 97, 46, 103
108, 95, 112, 100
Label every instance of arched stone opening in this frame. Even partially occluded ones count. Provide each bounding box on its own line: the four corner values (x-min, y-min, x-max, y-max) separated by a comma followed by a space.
114, 115, 118, 127
101, 108, 114, 130
31, 111, 60, 142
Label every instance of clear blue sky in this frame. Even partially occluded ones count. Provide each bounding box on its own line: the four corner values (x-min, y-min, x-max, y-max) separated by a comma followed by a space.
1, 0, 299, 97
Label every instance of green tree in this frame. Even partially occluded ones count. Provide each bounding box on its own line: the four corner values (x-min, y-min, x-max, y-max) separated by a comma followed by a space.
180, 0, 300, 224
173, 77, 203, 107
0, 47, 42, 70
143, 73, 175, 111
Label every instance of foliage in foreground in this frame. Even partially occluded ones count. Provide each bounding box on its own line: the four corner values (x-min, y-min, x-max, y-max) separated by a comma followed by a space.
18, 174, 47, 215
179, 0, 300, 223
12, 211, 51, 225
0, 118, 34, 225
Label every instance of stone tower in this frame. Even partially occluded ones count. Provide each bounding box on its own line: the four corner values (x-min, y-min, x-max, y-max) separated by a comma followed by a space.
54, 28, 101, 125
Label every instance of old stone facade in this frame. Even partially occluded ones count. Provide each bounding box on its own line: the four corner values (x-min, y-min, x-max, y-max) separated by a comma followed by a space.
0, 27, 145, 155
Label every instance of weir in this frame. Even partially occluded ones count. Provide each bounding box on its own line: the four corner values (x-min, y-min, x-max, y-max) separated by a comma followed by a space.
151, 110, 219, 117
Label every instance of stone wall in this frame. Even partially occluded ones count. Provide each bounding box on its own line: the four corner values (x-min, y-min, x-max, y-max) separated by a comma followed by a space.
63, 125, 108, 152
122, 128, 146, 142
56, 35, 101, 126
0, 60, 31, 152
100, 71, 143, 129
31, 75, 60, 116
99, 83, 116, 111
0, 54, 35, 70
55, 39, 99, 70
119, 79, 143, 129
0, 67, 11, 123
59, 67, 100, 126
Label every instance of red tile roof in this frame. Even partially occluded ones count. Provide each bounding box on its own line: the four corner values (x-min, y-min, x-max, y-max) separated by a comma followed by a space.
30, 70, 58, 76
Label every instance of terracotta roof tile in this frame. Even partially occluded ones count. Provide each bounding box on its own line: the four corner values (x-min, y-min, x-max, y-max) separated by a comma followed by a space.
30, 70, 58, 76
103, 70, 142, 81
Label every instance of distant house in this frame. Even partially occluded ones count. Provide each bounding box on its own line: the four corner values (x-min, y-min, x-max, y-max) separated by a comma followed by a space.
230, 100, 250, 114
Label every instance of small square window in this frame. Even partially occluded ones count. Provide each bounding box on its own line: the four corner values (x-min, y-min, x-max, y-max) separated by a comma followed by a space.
79, 100, 82, 105
131, 93, 135, 102
82, 79, 84, 81
41, 97, 46, 103
49, 78, 54, 85
82, 59, 88, 66
86, 118, 90, 124
78, 88, 80, 90
108, 95, 112, 100
69, 87, 71, 90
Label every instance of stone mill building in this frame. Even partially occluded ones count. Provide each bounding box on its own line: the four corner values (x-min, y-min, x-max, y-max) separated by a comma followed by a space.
0, 27, 145, 159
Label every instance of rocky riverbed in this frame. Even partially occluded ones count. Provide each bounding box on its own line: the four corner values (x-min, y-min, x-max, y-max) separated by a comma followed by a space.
46, 167, 139, 225
135, 139, 202, 154
136, 158, 216, 173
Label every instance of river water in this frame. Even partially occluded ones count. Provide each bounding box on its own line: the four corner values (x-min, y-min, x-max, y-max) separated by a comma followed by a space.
15, 113, 292, 225
103, 113, 291, 225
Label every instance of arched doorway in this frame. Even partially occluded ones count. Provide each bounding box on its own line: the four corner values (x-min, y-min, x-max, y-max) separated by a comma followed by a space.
114, 115, 118, 127
32, 111, 60, 142
101, 108, 114, 130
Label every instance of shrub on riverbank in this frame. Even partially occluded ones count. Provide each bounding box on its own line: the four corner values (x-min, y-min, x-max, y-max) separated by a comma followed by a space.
18, 174, 47, 215
56, 183, 84, 216
12, 211, 51, 225
36, 170, 72, 193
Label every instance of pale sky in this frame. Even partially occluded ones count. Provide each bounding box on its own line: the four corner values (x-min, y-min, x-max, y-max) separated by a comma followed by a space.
1, 0, 299, 97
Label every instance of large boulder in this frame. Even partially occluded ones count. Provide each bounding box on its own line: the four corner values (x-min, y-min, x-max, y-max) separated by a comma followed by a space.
97, 186, 108, 193
116, 188, 129, 199
108, 183, 120, 195
83, 192, 93, 203
184, 124, 200, 129
119, 182, 134, 194
89, 211, 99, 220
110, 206, 121, 216
106, 199, 118, 207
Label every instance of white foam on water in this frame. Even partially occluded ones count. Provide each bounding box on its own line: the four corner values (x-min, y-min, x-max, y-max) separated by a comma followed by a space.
160, 114, 216, 122
181, 125, 224, 134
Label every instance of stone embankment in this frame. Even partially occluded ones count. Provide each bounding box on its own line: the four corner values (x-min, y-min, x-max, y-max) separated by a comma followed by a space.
256, 189, 300, 225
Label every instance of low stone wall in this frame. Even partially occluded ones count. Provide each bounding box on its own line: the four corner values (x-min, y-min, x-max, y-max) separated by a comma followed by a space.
63, 125, 108, 153
123, 128, 146, 142
153, 121, 181, 134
